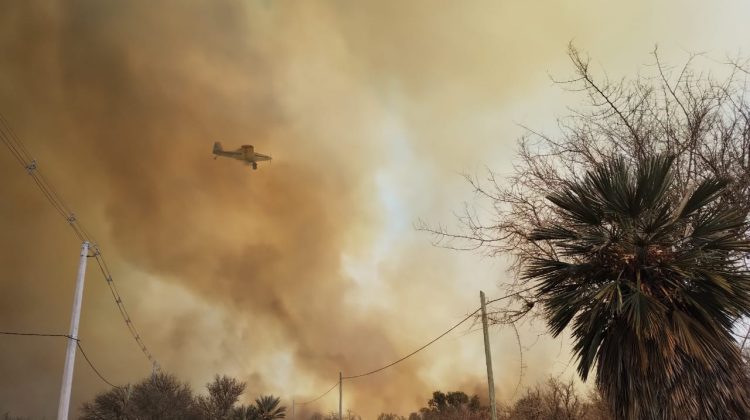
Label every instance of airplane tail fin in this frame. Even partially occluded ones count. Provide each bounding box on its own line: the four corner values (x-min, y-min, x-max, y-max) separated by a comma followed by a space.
213, 141, 223, 154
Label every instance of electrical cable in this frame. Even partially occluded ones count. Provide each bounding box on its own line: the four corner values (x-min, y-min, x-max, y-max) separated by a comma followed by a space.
295, 381, 340, 406
0, 113, 157, 368
77, 341, 121, 389
3, 112, 544, 399
342, 286, 536, 380
91, 250, 156, 364
0, 331, 72, 339
290, 287, 536, 408
342, 309, 480, 380
0, 330, 120, 388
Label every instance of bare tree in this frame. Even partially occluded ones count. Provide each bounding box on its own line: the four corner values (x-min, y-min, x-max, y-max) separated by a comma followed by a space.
195, 375, 247, 420
420, 44, 750, 326
126, 372, 198, 420
419, 45, 750, 419
422, 43, 750, 275
79, 372, 280, 420
505, 378, 610, 420
377, 413, 406, 420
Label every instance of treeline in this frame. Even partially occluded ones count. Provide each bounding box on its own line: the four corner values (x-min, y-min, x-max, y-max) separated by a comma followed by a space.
4, 374, 610, 420
367, 378, 611, 420
78, 372, 286, 420
498, 378, 610, 420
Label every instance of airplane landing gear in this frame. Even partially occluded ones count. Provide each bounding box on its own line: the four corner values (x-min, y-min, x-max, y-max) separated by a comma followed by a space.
252, 162, 258, 170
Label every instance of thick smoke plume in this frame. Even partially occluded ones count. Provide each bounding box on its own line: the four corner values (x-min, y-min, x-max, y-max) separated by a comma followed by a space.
0, 2, 488, 416
4, 1, 749, 418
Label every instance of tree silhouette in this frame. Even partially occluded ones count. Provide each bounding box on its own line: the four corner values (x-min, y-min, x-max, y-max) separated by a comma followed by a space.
254, 395, 286, 420
420, 46, 750, 419
525, 155, 750, 418
195, 375, 246, 420
79, 372, 284, 420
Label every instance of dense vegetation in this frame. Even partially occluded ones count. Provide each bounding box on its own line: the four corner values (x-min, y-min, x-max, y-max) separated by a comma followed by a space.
77, 372, 286, 420
369, 379, 612, 420
6, 374, 612, 420
525, 155, 750, 418
300, 378, 613, 420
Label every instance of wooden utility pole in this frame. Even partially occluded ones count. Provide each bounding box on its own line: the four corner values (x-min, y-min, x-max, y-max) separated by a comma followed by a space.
57, 241, 89, 420
480, 290, 497, 420
338, 372, 343, 420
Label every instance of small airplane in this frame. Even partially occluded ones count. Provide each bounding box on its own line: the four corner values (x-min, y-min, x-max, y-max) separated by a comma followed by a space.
212, 142, 272, 170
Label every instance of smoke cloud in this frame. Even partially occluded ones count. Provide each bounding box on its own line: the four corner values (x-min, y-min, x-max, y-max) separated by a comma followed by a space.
2, 1, 750, 418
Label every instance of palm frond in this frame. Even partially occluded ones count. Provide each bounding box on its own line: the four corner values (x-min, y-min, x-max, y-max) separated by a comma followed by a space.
691, 208, 747, 239
634, 155, 675, 212
523, 153, 750, 419
528, 226, 580, 241
675, 177, 729, 220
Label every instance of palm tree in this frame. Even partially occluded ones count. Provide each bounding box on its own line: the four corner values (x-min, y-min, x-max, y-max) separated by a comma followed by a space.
525, 155, 750, 419
232, 405, 259, 420
254, 395, 286, 420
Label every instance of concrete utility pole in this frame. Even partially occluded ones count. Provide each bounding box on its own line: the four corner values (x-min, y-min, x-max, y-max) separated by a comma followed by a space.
339, 371, 343, 420
57, 241, 89, 420
480, 290, 497, 420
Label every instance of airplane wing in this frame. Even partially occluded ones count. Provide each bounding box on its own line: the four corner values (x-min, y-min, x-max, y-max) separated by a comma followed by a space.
254, 153, 272, 161
215, 151, 243, 158
213, 142, 243, 158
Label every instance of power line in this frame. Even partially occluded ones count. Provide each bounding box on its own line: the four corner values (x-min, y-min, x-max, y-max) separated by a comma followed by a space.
0, 115, 31, 165
342, 309, 480, 380
0, 113, 33, 161
3, 111, 540, 399
77, 341, 121, 389
341, 286, 536, 380
0, 331, 72, 339
0, 113, 157, 369
485, 285, 536, 306
295, 380, 339, 406
0, 330, 120, 389
291, 287, 536, 408
91, 248, 156, 364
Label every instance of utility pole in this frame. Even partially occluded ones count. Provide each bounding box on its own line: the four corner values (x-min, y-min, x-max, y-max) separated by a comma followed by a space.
480, 291, 497, 420
339, 371, 343, 420
57, 241, 89, 420
292, 399, 295, 420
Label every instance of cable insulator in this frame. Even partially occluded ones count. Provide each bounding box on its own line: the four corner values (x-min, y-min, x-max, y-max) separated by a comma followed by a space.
25, 160, 37, 173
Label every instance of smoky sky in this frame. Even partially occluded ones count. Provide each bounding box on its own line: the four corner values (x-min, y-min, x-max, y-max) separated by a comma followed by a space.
0, 2, 463, 416
2, 1, 750, 419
